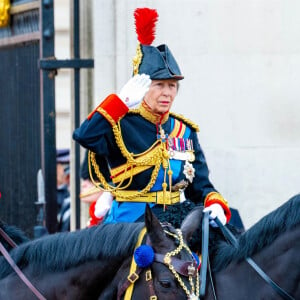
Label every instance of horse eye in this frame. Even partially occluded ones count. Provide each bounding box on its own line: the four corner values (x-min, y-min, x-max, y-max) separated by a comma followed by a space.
159, 279, 172, 289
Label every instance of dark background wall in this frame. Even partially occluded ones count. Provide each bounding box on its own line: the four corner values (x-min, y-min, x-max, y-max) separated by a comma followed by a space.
0, 42, 41, 237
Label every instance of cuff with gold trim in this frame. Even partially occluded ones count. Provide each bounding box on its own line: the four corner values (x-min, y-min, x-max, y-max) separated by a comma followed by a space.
204, 192, 231, 223
87, 94, 129, 125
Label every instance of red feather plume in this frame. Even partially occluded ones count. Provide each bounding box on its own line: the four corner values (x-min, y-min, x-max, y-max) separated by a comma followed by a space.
134, 8, 159, 45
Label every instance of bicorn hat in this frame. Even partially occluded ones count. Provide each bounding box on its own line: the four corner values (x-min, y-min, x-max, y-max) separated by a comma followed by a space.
132, 8, 184, 80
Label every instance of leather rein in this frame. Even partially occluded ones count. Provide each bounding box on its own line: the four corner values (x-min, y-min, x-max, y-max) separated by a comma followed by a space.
200, 213, 295, 300
0, 227, 46, 300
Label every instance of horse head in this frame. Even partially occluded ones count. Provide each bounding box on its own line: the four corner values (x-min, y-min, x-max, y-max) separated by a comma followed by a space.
100, 204, 203, 300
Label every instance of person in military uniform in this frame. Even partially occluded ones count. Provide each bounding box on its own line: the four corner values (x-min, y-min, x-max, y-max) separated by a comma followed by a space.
73, 8, 231, 228
56, 149, 71, 231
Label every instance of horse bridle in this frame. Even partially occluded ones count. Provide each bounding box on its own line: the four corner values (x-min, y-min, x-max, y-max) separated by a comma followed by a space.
200, 213, 295, 300
0, 228, 46, 300
117, 226, 200, 300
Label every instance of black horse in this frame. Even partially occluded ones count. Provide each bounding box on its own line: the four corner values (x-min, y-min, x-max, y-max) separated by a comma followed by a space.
109, 194, 299, 300
0, 194, 299, 299
0, 205, 200, 299
204, 193, 300, 299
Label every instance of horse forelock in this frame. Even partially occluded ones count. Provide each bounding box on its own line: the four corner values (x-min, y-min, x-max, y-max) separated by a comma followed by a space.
0, 222, 144, 277
212, 194, 300, 271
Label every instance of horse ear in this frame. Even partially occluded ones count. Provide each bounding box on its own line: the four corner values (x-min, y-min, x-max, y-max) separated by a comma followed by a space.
144, 204, 165, 243
181, 206, 203, 242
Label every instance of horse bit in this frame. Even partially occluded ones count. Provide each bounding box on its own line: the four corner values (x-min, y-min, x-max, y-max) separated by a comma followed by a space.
118, 226, 200, 300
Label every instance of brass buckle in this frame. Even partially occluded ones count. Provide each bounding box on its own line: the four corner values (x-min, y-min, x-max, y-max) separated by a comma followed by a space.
127, 272, 139, 283
145, 270, 152, 281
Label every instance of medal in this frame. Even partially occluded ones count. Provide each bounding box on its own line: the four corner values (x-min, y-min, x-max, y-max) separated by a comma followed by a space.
183, 160, 195, 183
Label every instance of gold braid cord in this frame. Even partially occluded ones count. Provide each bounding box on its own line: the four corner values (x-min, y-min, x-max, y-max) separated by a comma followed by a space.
88, 120, 169, 200
96, 106, 117, 127
132, 43, 143, 75
164, 229, 199, 298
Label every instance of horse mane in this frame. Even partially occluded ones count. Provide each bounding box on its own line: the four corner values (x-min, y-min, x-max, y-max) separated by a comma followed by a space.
0, 222, 144, 278
212, 194, 300, 271
0, 220, 30, 246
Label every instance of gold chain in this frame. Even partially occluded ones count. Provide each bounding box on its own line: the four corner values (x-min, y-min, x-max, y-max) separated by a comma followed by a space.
163, 229, 199, 298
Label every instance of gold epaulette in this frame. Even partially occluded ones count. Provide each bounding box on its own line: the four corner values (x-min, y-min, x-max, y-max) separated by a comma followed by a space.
169, 112, 200, 132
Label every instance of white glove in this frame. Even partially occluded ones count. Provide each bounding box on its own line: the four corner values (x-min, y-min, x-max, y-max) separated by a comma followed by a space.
203, 203, 226, 228
118, 74, 151, 108
94, 192, 113, 218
